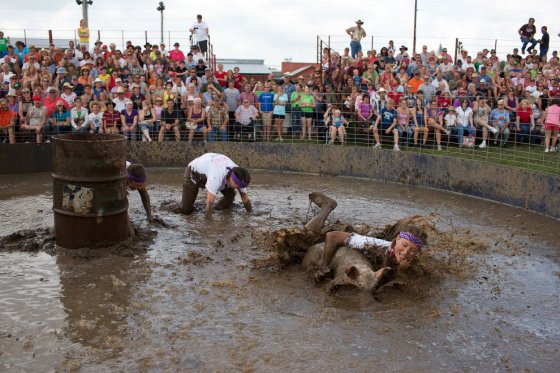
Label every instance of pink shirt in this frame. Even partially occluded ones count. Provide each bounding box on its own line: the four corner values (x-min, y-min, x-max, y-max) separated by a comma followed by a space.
545, 105, 560, 126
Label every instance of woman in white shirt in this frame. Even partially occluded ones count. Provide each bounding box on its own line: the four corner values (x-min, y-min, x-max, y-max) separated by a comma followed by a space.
455, 98, 475, 147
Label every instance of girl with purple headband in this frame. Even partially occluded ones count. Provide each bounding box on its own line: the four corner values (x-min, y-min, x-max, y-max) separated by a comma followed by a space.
126, 161, 152, 236
181, 153, 252, 215
280, 192, 428, 286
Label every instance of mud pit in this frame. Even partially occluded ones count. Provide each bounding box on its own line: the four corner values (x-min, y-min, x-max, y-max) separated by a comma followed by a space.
1, 169, 559, 372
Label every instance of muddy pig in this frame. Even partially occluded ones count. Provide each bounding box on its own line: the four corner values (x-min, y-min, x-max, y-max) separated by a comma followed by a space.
302, 243, 391, 294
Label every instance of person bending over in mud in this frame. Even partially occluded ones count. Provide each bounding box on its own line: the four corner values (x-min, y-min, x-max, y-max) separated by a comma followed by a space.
181, 152, 252, 216
261, 192, 428, 293
126, 162, 152, 236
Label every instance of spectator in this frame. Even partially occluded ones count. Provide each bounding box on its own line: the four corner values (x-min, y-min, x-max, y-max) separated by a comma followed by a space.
422, 100, 448, 150
300, 86, 315, 141
88, 101, 103, 133
138, 100, 156, 142
538, 26, 550, 59
542, 98, 560, 152
215, 63, 228, 88
102, 100, 120, 134
0, 97, 16, 143
43, 86, 70, 116
490, 99, 511, 147
454, 99, 476, 147
516, 99, 535, 144
70, 97, 89, 134
190, 45, 205, 63
186, 97, 206, 143
0, 31, 9, 58
20, 95, 47, 143
190, 14, 209, 57
207, 98, 228, 142
258, 82, 275, 141
224, 80, 240, 129
120, 100, 139, 140
158, 99, 181, 142
234, 98, 258, 141
346, 20, 366, 59
325, 108, 348, 145
47, 100, 71, 136
273, 85, 288, 142
518, 18, 537, 54
169, 43, 185, 63
473, 96, 497, 149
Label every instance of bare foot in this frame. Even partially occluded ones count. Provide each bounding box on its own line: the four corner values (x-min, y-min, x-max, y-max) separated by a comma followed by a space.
308, 192, 337, 211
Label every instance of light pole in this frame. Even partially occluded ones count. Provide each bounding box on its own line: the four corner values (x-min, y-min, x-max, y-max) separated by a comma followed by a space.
412, 0, 418, 54
75, 0, 93, 25
157, 2, 165, 44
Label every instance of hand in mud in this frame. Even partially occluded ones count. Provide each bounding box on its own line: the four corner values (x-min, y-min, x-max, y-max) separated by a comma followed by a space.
375, 267, 392, 280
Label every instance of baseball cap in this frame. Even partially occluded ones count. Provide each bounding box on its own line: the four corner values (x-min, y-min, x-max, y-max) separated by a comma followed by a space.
56, 67, 66, 74
33, 95, 42, 101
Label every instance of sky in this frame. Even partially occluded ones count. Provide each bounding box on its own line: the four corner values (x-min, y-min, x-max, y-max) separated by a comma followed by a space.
2, 0, 559, 69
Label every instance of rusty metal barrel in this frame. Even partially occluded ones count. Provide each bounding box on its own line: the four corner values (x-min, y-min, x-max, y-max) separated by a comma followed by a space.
52, 134, 128, 249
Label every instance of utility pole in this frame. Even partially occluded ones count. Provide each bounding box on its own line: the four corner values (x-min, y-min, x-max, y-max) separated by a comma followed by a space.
157, 2, 165, 44
412, 0, 418, 54
75, 0, 93, 25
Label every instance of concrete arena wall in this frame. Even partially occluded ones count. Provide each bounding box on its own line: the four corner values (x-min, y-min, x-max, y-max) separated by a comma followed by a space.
1, 142, 559, 219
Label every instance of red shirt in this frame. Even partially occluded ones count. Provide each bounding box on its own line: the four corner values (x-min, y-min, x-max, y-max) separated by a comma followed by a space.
517, 107, 532, 123
43, 97, 70, 116
215, 70, 228, 87
0, 108, 16, 127
387, 91, 403, 106
437, 96, 452, 109
233, 73, 245, 90
169, 50, 185, 62
103, 110, 121, 126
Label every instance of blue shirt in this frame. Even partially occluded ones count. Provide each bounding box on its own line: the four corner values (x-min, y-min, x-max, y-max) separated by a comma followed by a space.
258, 91, 275, 113
490, 109, 510, 127
380, 107, 396, 125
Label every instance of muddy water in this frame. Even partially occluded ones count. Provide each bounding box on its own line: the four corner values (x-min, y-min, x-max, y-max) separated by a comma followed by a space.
0, 169, 559, 372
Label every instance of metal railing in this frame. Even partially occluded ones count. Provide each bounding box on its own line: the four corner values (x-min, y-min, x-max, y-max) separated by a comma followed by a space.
2, 100, 559, 175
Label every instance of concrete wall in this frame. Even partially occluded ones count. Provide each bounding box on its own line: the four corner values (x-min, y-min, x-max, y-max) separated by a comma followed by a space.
1, 142, 559, 219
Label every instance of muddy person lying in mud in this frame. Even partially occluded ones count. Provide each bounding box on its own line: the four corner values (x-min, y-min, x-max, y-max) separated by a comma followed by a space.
256, 192, 428, 294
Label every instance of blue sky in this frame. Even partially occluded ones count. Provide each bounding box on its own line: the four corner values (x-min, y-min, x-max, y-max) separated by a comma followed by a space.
1, 0, 559, 67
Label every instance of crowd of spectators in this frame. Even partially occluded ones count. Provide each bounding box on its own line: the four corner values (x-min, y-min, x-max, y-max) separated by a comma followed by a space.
0, 17, 559, 152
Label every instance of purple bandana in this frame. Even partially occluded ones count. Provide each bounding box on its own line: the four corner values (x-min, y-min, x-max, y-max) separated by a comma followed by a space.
226, 167, 247, 189
127, 173, 147, 183
398, 231, 424, 251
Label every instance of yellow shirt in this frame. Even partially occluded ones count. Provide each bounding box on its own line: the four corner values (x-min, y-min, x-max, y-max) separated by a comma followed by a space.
98, 73, 110, 82
78, 27, 89, 43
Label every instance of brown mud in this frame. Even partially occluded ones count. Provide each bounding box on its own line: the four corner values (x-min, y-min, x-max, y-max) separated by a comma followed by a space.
0, 169, 559, 372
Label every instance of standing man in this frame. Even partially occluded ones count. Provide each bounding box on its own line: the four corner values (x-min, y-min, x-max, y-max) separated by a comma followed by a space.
181, 153, 252, 215
189, 14, 209, 58
538, 26, 550, 59
346, 20, 366, 59
518, 18, 537, 54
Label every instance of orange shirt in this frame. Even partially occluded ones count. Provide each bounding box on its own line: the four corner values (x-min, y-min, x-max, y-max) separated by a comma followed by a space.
409, 77, 424, 93
0, 108, 16, 127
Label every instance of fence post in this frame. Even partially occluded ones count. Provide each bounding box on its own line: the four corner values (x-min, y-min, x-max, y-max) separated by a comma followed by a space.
494, 39, 498, 54
168, 30, 170, 49
24, 29, 28, 45
97, 30, 100, 42
121, 30, 124, 50
145, 31, 148, 45
371, 36, 374, 51
48, 30, 52, 46
74, 29, 77, 45
454, 38, 459, 64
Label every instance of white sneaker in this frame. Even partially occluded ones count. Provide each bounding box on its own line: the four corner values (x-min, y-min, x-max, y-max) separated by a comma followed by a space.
544, 147, 549, 153
489, 126, 498, 134
373, 143, 382, 149
437, 145, 442, 151
393, 144, 400, 151
328, 139, 334, 145
45, 140, 51, 143
443, 129, 450, 136
478, 141, 486, 149
550, 147, 557, 153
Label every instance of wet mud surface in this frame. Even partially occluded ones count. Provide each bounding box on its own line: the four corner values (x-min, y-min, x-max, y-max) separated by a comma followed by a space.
0, 169, 559, 372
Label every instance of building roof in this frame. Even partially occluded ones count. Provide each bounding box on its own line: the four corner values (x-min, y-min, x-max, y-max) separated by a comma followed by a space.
216, 58, 272, 75
7, 37, 75, 49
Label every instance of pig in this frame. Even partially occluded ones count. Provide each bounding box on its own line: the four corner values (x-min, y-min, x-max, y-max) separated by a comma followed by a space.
302, 243, 392, 294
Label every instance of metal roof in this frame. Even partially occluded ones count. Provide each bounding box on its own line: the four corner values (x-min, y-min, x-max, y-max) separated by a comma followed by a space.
216, 58, 272, 75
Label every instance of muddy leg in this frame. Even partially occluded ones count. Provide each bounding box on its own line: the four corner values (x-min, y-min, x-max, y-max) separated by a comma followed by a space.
180, 179, 199, 214
304, 192, 338, 232
214, 188, 236, 210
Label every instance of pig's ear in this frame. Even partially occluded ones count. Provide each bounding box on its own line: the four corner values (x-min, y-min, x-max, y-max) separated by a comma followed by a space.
345, 266, 359, 280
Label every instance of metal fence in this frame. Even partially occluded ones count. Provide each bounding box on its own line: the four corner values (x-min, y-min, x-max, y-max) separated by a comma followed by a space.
2, 101, 559, 176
